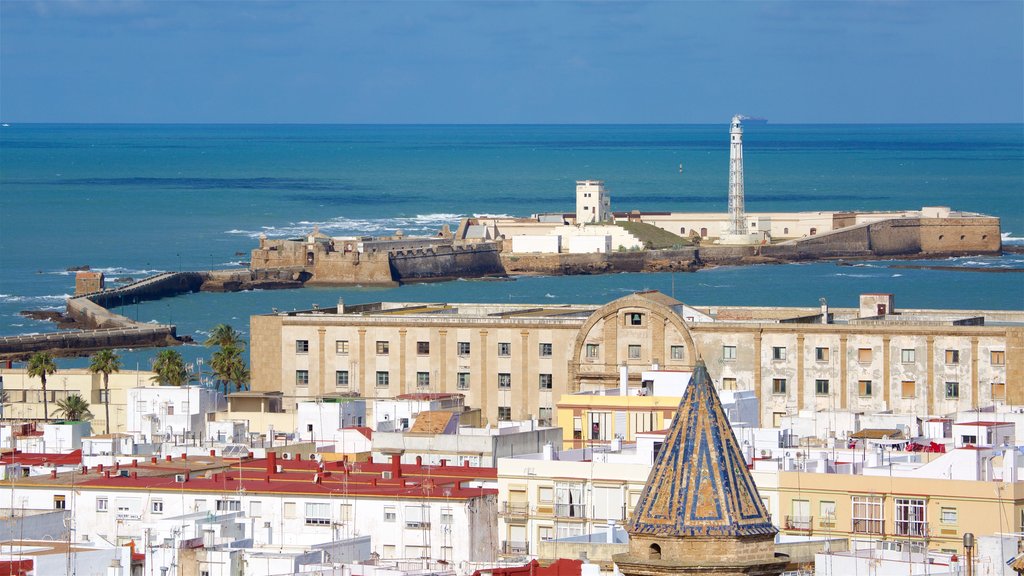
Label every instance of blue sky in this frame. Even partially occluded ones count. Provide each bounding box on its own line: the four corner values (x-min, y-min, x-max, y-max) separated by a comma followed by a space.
1, 1, 1021, 123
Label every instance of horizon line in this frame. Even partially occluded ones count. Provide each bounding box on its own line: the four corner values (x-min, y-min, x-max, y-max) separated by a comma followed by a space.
2, 121, 1023, 127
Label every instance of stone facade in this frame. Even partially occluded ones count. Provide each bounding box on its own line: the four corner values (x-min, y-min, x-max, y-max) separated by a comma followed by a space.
249, 292, 1023, 426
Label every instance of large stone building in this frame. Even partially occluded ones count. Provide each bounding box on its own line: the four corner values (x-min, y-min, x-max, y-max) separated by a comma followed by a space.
250, 291, 1022, 427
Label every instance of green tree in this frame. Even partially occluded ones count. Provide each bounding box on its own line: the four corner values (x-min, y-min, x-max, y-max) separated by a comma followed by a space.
53, 394, 93, 421
210, 344, 245, 395
88, 349, 122, 434
205, 324, 243, 349
227, 357, 250, 393
27, 352, 57, 422
150, 350, 190, 387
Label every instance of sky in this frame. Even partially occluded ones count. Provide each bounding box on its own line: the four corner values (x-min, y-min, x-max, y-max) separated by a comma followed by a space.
1, 0, 1022, 124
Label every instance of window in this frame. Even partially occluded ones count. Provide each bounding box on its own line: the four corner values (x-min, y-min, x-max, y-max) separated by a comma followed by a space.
539, 343, 552, 357
99, 389, 110, 404
895, 498, 927, 537
993, 382, 1006, 400
815, 379, 829, 395
216, 499, 241, 512
376, 341, 389, 355
962, 434, 978, 445
539, 526, 554, 541
376, 371, 390, 388
296, 340, 309, 353
335, 370, 349, 387
945, 381, 960, 399
940, 507, 958, 525
296, 370, 309, 387
851, 496, 883, 534
901, 348, 916, 363
721, 378, 737, 390
723, 345, 737, 361
772, 346, 786, 361
555, 482, 585, 518
382, 545, 395, 558
417, 341, 430, 355
416, 372, 430, 388
628, 345, 641, 359
250, 501, 262, 517
945, 349, 960, 364
339, 504, 352, 522
384, 506, 396, 522
538, 407, 553, 426
858, 348, 872, 363
305, 503, 331, 526
335, 340, 349, 354
151, 500, 164, 514
498, 373, 512, 389
458, 341, 471, 356
858, 380, 873, 397
440, 508, 454, 525
627, 313, 643, 326
457, 372, 470, 390
819, 501, 837, 528
991, 350, 1005, 366
97, 498, 108, 512
573, 417, 582, 440
166, 404, 174, 416
670, 345, 684, 360
498, 406, 511, 421
539, 374, 553, 390
772, 378, 787, 395
498, 342, 511, 357
901, 380, 916, 398
815, 347, 829, 362
773, 412, 784, 427
586, 344, 599, 358
283, 502, 296, 518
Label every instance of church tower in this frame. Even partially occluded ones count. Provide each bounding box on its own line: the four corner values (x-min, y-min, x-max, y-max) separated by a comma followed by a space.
613, 360, 788, 576
727, 115, 748, 236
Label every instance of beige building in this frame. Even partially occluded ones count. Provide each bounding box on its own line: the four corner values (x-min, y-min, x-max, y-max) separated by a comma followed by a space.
250, 291, 1022, 426
0, 368, 155, 433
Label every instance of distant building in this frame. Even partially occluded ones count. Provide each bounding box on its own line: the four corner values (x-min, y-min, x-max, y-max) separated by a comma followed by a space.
575, 180, 611, 224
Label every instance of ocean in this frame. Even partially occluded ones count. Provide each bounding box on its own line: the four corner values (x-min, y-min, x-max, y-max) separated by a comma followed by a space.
1, 123, 1022, 371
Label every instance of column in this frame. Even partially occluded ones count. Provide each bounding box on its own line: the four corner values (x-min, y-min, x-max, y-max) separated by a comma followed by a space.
479, 330, 489, 417
753, 330, 763, 427
971, 336, 979, 410
927, 336, 936, 416
882, 336, 891, 409
839, 335, 849, 410
358, 329, 367, 395
317, 327, 326, 397
796, 334, 805, 410
399, 329, 408, 396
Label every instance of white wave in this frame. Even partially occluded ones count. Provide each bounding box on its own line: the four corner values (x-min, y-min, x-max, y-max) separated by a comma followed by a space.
218, 261, 249, 267
891, 273, 903, 277
473, 213, 515, 219
46, 267, 164, 277
226, 213, 465, 239
545, 293, 556, 298
1002, 232, 1024, 244
0, 293, 71, 304
833, 273, 875, 278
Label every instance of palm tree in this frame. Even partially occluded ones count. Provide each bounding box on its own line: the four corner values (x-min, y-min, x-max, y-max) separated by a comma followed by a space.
227, 357, 250, 393
210, 344, 244, 395
150, 350, 190, 387
205, 324, 243, 349
53, 394, 93, 421
27, 352, 57, 422
88, 349, 122, 434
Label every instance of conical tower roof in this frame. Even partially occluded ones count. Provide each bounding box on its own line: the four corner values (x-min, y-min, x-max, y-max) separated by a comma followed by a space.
626, 360, 776, 538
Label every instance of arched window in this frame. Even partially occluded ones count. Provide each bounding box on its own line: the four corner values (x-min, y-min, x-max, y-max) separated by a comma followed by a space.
810, 228, 817, 236
784, 227, 789, 234
649, 543, 662, 559
700, 227, 708, 238
680, 227, 686, 234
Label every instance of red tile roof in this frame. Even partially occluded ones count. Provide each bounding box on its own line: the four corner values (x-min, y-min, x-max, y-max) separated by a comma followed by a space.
0, 450, 82, 467
955, 421, 1011, 427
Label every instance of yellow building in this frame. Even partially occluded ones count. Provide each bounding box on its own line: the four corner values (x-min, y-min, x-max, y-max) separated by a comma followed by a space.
775, 470, 1024, 553
0, 368, 155, 433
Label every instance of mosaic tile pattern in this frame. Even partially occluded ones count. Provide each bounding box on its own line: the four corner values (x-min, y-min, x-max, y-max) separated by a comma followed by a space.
626, 361, 777, 537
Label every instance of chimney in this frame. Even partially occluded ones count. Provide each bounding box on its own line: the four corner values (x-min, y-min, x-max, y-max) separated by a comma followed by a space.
151, 456, 158, 464
131, 472, 137, 479
97, 464, 104, 473
180, 453, 187, 460
390, 454, 401, 478
132, 460, 138, 468
165, 455, 172, 462
820, 298, 829, 324
294, 453, 302, 461
542, 443, 555, 461
439, 459, 447, 467
415, 456, 422, 466
337, 297, 345, 314
619, 363, 628, 396
267, 451, 278, 475
50, 470, 57, 479
210, 450, 216, 457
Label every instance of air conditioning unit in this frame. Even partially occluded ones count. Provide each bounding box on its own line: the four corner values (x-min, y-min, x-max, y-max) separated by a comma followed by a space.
175, 474, 187, 483
382, 471, 392, 480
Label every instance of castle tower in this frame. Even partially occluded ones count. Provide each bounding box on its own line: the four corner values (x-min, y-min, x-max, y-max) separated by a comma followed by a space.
576, 180, 611, 224
727, 115, 748, 236
613, 360, 788, 576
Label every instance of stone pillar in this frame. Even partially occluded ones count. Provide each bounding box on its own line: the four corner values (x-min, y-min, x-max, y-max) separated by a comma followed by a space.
839, 335, 849, 410
882, 336, 891, 410
520, 330, 531, 420
796, 334, 805, 410
927, 336, 936, 416
479, 329, 489, 416
399, 329, 408, 396
317, 327, 326, 396
438, 330, 448, 392
753, 330, 763, 426
357, 329, 367, 395
971, 336, 979, 410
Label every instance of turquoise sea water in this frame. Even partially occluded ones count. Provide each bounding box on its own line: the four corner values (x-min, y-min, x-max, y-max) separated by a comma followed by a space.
1, 124, 1022, 370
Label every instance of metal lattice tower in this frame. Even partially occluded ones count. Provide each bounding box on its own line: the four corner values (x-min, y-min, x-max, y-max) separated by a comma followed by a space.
727, 115, 748, 236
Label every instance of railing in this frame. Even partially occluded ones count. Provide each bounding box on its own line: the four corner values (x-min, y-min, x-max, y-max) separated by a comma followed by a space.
785, 515, 814, 531
501, 541, 529, 555
852, 518, 884, 535
501, 502, 530, 517
405, 521, 431, 530
895, 520, 928, 538
554, 503, 586, 519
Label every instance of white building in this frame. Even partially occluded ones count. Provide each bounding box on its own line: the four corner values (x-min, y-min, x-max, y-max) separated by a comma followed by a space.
296, 397, 366, 448
125, 385, 225, 444
575, 180, 611, 224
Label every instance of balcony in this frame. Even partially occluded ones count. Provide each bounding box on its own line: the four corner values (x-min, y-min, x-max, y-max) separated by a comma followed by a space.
501, 541, 529, 555
895, 520, 929, 538
554, 503, 586, 519
785, 515, 814, 532
405, 521, 432, 530
501, 502, 530, 517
